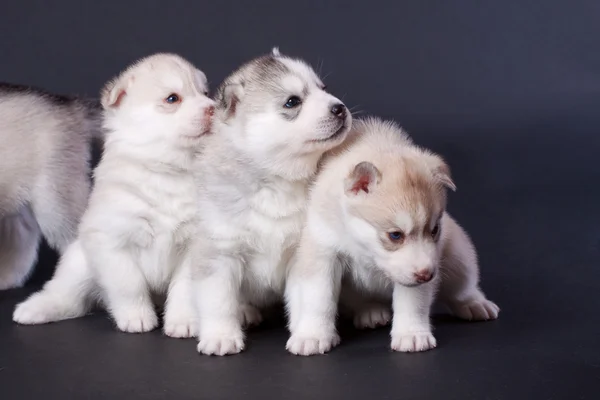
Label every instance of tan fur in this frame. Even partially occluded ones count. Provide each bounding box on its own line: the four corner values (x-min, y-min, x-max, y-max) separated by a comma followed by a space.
285, 116, 499, 356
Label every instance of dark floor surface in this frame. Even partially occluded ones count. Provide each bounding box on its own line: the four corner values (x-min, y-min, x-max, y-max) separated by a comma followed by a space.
1, 185, 598, 400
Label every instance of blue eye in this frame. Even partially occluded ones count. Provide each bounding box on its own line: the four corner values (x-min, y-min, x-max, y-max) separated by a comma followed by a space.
284, 96, 301, 108
165, 94, 180, 104
388, 231, 404, 242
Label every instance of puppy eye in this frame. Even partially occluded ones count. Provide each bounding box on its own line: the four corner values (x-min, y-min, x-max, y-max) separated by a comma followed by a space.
203, 91, 209, 96
284, 96, 302, 108
388, 231, 405, 243
165, 93, 181, 104
321, 85, 328, 90
431, 223, 440, 237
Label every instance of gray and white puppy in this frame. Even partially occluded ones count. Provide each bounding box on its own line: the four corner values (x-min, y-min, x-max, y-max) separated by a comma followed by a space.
192, 48, 352, 355
0, 84, 102, 290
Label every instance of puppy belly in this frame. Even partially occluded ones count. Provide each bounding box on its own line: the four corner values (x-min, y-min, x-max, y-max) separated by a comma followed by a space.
242, 253, 288, 307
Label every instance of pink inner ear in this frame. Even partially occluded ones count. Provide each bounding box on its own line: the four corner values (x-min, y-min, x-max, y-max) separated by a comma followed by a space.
112, 89, 126, 107
351, 174, 371, 194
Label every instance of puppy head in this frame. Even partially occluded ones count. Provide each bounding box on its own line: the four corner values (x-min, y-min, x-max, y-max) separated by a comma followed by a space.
214, 47, 351, 179
101, 53, 215, 147
342, 124, 456, 287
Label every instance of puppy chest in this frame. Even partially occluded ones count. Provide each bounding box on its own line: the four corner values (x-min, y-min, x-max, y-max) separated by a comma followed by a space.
150, 195, 198, 241
244, 213, 304, 293
347, 258, 393, 297
245, 181, 308, 249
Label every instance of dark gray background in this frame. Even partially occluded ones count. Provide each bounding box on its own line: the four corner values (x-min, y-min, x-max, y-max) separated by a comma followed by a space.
1, 1, 599, 399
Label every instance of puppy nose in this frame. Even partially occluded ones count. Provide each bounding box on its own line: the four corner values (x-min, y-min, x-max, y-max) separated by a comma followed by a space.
330, 103, 346, 119
205, 105, 215, 117
414, 269, 434, 283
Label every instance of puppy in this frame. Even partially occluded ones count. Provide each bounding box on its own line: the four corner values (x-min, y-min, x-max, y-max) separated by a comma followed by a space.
14, 53, 215, 338
0, 84, 102, 290
192, 48, 352, 355
285, 117, 500, 355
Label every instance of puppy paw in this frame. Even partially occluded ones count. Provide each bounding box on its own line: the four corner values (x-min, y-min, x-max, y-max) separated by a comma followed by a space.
197, 333, 245, 356
391, 331, 437, 353
113, 306, 158, 333
239, 303, 263, 328
353, 303, 392, 329
13, 297, 53, 325
13, 292, 83, 324
450, 298, 500, 321
163, 318, 198, 338
286, 332, 340, 356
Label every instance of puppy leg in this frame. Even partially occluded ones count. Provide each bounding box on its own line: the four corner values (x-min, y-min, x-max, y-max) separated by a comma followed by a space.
285, 237, 342, 356
31, 171, 89, 254
238, 300, 263, 329
89, 243, 158, 333
390, 280, 437, 352
163, 251, 198, 339
13, 239, 94, 324
437, 213, 500, 321
195, 254, 245, 356
0, 207, 41, 290
339, 283, 392, 330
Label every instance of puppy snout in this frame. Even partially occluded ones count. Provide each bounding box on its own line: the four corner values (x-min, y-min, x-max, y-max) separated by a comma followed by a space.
414, 269, 434, 283
330, 103, 346, 119
205, 105, 215, 117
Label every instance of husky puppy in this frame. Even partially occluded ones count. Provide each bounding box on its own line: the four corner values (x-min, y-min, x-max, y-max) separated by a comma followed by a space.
0, 84, 102, 290
14, 53, 215, 338
285, 117, 500, 355
192, 48, 352, 355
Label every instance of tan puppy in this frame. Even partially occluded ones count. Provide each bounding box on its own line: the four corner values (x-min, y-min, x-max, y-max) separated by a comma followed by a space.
285, 117, 499, 355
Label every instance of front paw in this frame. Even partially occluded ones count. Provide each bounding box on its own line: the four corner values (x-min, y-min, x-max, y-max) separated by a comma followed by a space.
450, 298, 500, 321
163, 318, 198, 338
238, 303, 263, 328
286, 332, 340, 356
113, 306, 158, 333
391, 331, 437, 353
353, 303, 392, 329
13, 294, 59, 325
197, 333, 245, 356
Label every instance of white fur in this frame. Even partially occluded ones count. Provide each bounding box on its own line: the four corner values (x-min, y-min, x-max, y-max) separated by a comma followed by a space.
14, 53, 215, 338
286, 117, 500, 355
192, 49, 351, 355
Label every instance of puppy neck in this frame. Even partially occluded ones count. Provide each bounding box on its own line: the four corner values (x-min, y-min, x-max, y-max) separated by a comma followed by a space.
102, 119, 198, 174
215, 119, 321, 182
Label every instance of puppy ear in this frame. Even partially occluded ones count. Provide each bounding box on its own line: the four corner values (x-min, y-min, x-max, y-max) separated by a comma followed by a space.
195, 69, 208, 92
219, 82, 244, 119
271, 47, 281, 57
345, 162, 382, 195
101, 74, 133, 109
425, 154, 457, 192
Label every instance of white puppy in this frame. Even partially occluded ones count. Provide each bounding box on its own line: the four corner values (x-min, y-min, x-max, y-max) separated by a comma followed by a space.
14, 53, 215, 338
0, 84, 102, 290
286, 117, 500, 355
192, 48, 352, 355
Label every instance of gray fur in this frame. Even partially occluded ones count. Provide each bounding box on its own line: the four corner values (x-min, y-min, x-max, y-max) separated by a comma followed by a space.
0, 83, 103, 289
215, 54, 295, 116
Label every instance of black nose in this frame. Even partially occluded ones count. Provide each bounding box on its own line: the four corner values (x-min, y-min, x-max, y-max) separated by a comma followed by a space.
330, 103, 346, 119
